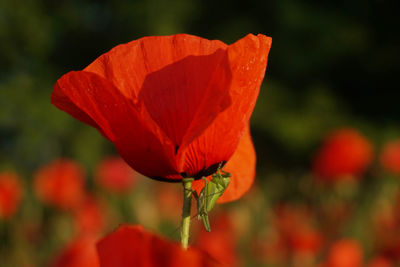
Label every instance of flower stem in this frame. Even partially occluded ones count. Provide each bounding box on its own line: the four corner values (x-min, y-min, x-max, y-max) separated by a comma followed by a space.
181, 177, 194, 249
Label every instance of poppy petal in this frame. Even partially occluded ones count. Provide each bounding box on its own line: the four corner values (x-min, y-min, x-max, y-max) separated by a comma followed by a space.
96, 225, 219, 267
181, 34, 270, 177
217, 124, 256, 203
192, 124, 256, 203
52, 71, 178, 178
52, 82, 106, 136
85, 34, 232, 153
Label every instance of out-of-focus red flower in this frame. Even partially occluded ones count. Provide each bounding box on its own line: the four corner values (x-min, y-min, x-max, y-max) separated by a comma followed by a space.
312, 128, 373, 181
73, 195, 106, 236
194, 213, 238, 266
0, 172, 23, 219
96, 225, 219, 267
34, 159, 86, 210
325, 239, 363, 267
274, 204, 323, 256
51, 34, 271, 191
95, 156, 138, 193
192, 124, 256, 203
50, 236, 99, 267
380, 139, 400, 175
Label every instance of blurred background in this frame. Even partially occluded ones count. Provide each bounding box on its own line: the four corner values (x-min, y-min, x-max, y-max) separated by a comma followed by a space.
1, 0, 400, 266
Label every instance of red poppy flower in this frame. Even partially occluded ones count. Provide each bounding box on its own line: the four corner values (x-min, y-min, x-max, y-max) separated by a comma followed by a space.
52, 34, 271, 185
50, 236, 100, 267
0, 171, 23, 219
312, 128, 373, 181
34, 159, 86, 210
96, 225, 219, 266
325, 239, 363, 267
95, 156, 139, 193
380, 139, 400, 175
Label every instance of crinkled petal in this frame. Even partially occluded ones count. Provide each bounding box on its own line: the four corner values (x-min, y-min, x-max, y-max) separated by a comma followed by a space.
52, 71, 178, 178
85, 34, 232, 156
181, 34, 270, 177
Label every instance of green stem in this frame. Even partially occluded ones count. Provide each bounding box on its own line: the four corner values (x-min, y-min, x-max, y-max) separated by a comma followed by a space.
181, 178, 194, 249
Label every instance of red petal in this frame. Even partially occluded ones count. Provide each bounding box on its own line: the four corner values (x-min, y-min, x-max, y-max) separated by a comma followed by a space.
96, 225, 219, 267
192, 124, 256, 203
181, 34, 271, 177
85, 34, 228, 100
52, 82, 106, 137
52, 71, 178, 179
217, 124, 256, 203
85, 34, 232, 153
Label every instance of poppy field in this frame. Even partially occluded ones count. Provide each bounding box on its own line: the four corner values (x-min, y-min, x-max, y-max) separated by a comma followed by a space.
1, 1, 399, 266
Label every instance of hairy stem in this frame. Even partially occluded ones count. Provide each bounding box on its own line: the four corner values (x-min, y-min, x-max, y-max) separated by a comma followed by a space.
181, 177, 194, 249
